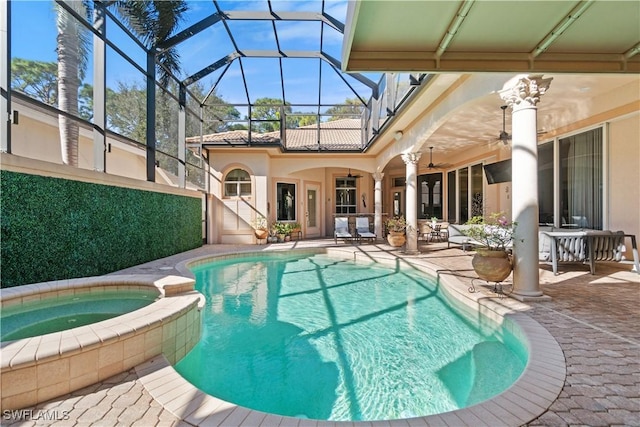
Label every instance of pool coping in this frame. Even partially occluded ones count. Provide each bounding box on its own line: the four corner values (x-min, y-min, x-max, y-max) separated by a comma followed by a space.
136, 247, 566, 427
0, 275, 204, 411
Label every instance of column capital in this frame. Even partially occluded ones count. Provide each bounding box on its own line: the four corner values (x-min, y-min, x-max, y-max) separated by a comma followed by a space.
500, 75, 553, 109
372, 171, 384, 181
401, 152, 422, 165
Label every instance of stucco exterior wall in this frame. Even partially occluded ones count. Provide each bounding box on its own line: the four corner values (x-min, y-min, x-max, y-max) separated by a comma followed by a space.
608, 113, 640, 247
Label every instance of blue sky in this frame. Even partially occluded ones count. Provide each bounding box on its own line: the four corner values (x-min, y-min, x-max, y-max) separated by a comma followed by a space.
10, 0, 377, 114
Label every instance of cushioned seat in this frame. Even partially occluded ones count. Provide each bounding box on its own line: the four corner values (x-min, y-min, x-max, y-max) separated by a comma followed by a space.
447, 224, 483, 250
540, 229, 639, 274
355, 217, 376, 243
334, 217, 353, 244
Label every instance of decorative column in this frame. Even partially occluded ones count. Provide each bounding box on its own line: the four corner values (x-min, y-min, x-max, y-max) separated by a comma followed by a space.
500, 75, 552, 300
373, 171, 384, 241
401, 152, 421, 254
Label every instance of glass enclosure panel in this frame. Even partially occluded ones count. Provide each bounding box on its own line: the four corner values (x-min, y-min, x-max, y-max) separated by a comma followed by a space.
471, 163, 484, 217
282, 58, 320, 105
447, 170, 456, 222
560, 128, 603, 229
156, 89, 179, 157
458, 168, 469, 223
186, 164, 205, 191
538, 141, 555, 225
105, 45, 148, 142
12, 2, 94, 122
11, 2, 58, 71
277, 183, 297, 221
104, 13, 147, 69
275, 20, 321, 51
156, 152, 179, 187
227, 21, 277, 51
243, 58, 283, 102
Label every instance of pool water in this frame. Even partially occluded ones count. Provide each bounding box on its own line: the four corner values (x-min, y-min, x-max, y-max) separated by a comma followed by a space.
1, 289, 158, 341
176, 253, 527, 421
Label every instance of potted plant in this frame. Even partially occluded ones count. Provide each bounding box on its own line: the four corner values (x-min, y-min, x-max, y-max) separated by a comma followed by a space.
430, 216, 438, 229
272, 222, 291, 243
251, 216, 269, 241
385, 216, 407, 247
289, 222, 302, 240
463, 212, 515, 282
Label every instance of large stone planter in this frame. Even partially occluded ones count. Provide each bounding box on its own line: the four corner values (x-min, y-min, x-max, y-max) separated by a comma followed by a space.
472, 248, 512, 282
387, 231, 406, 247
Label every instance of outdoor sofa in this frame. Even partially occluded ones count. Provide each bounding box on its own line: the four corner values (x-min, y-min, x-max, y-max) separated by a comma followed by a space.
539, 229, 640, 275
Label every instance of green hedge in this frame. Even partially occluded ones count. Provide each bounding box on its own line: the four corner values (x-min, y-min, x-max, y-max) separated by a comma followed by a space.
1, 170, 202, 288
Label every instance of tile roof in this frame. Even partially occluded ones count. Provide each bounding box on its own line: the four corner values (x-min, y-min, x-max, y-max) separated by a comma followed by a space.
187, 118, 363, 151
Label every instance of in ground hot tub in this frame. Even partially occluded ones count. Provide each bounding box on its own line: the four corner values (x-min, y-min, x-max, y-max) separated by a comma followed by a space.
0, 275, 204, 411
1, 288, 159, 341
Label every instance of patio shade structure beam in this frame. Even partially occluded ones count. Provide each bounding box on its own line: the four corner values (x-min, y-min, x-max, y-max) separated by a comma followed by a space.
156, 12, 223, 52
183, 53, 240, 87
221, 10, 343, 33
201, 62, 232, 105
323, 52, 378, 98
532, 0, 594, 57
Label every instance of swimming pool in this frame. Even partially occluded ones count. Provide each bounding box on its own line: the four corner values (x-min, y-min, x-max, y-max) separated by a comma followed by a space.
176, 252, 528, 421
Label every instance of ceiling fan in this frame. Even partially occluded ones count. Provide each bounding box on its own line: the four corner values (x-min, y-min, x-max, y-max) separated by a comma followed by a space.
424, 147, 450, 170
338, 168, 363, 179
493, 105, 546, 145
496, 105, 512, 145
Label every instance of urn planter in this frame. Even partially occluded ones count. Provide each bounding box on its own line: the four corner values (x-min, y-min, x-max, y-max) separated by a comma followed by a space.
387, 231, 406, 247
471, 248, 512, 282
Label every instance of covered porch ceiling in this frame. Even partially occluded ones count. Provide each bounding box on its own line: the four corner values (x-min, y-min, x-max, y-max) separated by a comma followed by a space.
341, 0, 640, 170
342, 0, 640, 74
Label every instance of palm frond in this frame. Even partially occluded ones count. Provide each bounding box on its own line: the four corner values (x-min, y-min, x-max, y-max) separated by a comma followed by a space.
111, 1, 188, 87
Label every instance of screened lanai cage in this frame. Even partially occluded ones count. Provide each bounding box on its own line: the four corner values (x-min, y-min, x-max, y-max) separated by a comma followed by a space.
2, 0, 429, 191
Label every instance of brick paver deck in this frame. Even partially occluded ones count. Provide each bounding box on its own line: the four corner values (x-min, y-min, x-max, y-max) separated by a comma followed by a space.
3, 240, 638, 427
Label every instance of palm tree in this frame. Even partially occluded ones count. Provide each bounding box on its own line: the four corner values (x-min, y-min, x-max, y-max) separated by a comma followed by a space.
55, 0, 188, 166
56, 1, 89, 167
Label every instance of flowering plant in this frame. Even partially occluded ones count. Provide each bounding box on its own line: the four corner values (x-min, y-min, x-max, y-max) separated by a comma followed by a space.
385, 216, 407, 233
464, 212, 515, 251
251, 215, 268, 230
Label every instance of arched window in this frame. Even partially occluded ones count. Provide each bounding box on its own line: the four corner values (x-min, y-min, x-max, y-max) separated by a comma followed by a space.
224, 169, 251, 197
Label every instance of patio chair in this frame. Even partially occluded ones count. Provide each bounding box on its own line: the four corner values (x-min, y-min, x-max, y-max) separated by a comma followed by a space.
356, 217, 376, 243
334, 217, 353, 244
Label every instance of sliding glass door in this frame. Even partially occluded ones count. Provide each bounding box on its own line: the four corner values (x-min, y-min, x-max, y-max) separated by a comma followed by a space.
560, 128, 603, 229
537, 127, 603, 229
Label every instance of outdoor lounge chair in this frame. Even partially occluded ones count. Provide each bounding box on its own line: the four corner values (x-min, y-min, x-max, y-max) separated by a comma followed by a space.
334, 217, 353, 244
356, 217, 376, 243
447, 224, 482, 250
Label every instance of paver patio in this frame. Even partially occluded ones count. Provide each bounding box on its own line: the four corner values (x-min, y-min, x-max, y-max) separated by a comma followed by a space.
3, 240, 638, 427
